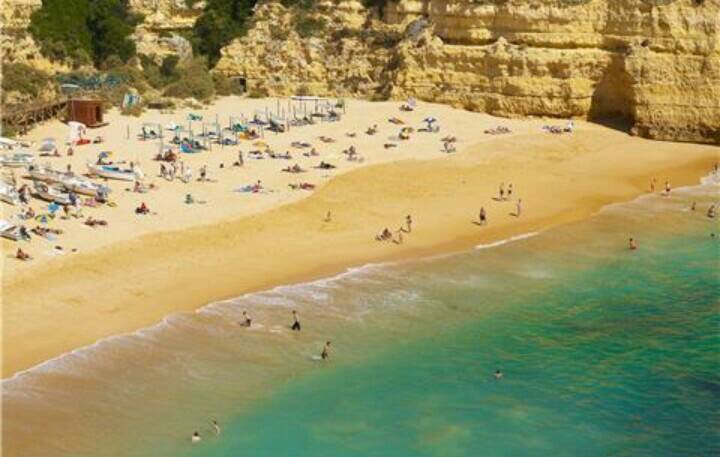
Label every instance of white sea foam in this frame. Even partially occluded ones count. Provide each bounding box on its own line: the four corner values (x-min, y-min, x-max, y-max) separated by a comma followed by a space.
475, 232, 539, 250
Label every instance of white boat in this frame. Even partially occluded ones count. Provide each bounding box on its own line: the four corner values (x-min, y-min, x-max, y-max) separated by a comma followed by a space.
61, 176, 110, 199
0, 220, 21, 241
87, 163, 143, 182
0, 182, 20, 205
0, 152, 35, 168
27, 164, 66, 184
32, 182, 72, 205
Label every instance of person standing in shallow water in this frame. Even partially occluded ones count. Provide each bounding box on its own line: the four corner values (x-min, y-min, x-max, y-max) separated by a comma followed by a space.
628, 237, 638, 250
241, 311, 252, 327
291, 310, 301, 331
321, 341, 331, 360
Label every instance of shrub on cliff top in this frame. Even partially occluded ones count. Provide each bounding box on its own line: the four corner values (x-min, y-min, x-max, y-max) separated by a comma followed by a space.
163, 58, 216, 101
2, 63, 52, 99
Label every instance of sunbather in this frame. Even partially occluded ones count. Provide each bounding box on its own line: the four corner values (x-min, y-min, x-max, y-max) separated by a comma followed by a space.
16, 248, 31, 261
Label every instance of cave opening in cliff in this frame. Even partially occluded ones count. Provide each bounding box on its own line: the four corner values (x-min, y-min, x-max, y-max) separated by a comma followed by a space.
588, 56, 636, 132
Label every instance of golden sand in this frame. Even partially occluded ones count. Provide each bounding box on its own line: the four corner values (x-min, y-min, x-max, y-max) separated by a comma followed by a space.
2, 97, 717, 377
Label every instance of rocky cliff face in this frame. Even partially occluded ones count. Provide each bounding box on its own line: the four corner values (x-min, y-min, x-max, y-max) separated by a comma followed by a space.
215, 0, 719, 144
128, 0, 200, 64
0, 0, 64, 73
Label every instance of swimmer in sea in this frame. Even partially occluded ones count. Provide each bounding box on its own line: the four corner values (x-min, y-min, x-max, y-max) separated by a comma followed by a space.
628, 237, 638, 250
212, 419, 221, 436
291, 310, 301, 331
192, 431, 201, 443
321, 341, 331, 360
241, 311, 252, 327
494, 370, 503, 380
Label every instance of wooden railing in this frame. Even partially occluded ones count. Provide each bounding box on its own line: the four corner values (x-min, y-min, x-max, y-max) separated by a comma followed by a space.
1, 97, 69, 134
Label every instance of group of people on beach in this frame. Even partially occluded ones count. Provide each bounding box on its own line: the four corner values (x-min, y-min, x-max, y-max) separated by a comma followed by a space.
376, 214, 413, 244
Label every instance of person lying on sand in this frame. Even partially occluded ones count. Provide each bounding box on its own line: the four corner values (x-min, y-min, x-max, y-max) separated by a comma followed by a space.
317, 161, 336, 170
441, 135, 457, 143
282, 164, 305, 174
289, 182, 315, 191
365, 125, 378, 135
303, 148, 320, 157
319, 136, 335, 143
346, 132, 357, 138
384, 143, 398, 149
388, 117, 404, 125
84, 216, 108, 227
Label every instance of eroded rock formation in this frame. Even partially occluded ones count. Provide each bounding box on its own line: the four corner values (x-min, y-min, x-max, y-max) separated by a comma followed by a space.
215, 0, 720, 144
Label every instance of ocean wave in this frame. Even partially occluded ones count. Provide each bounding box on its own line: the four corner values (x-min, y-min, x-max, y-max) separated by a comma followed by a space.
475, 232, 539, 250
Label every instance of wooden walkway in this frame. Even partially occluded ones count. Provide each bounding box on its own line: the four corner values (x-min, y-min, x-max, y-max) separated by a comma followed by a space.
1, 98, 69, 134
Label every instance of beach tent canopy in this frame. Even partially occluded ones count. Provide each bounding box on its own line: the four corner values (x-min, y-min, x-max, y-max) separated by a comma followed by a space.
39, 138, 57, 152
67, 121, 87, 143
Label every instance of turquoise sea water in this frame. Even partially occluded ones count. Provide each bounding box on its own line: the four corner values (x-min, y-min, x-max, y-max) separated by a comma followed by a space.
3, 177, 719, 457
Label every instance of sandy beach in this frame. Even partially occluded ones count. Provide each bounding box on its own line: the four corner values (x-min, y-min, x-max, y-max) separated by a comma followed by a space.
2, 96, 718, 378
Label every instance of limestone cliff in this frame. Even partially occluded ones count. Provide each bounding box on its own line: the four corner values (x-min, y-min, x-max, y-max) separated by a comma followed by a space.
215, 0, 720, 144
128, 0, 201, 64
0, 0, 65, 74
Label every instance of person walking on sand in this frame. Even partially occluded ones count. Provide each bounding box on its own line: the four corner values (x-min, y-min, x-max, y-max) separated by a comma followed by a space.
479, 207, 487, 225
507, 183, 513, 200
628, 237, 638, 250
291, 310, 301, 331
499, 183, 505, 201
324, 211, 332, 223
321, 341, 331, 360
650, 178, 656, 193
515, 199, 522, 217
664, 179, 671, 196
405, 214, 413, 233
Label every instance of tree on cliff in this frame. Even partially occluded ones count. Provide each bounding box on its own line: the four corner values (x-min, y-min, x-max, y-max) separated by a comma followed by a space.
30, 0, 141, 65
192, 0, 257, 66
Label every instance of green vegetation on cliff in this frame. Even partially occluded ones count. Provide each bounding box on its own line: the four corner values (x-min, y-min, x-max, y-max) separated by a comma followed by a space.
29, 0, 141, 65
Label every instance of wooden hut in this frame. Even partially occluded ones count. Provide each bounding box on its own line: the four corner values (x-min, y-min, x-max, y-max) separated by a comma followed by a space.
66, 99, 106, 128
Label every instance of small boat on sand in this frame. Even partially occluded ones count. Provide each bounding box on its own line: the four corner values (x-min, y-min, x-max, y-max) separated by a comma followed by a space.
0, 152, 35, 168
62, 176, 110, 200
32, 182, 72, 205
0, 182, 20, 205
27, 164, 66, 184
87, 163, 143, 181
0, 220, 21, 241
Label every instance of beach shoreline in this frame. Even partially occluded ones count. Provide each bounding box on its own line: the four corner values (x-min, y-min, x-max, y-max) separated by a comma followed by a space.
2, 98, 718, 378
